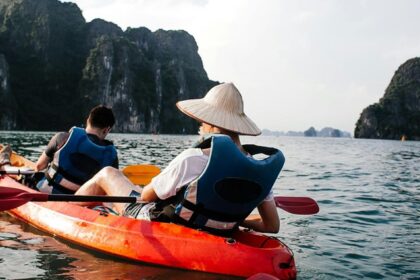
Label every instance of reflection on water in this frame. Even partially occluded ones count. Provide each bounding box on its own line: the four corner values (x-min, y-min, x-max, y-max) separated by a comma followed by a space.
0, 131, 419, 279
0, 213, 239, 280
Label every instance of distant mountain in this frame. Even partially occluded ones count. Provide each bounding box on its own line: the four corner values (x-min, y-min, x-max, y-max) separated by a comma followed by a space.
304, 127, 317, 137
354, 57, 420, 140
261, 130, 301, 137
0, 0, 217, 133
262, 127, 351, 138
317, 127, 351, 137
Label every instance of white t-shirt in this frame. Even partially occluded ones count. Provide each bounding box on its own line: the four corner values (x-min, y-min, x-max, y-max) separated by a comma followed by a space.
148, 148, 274, 202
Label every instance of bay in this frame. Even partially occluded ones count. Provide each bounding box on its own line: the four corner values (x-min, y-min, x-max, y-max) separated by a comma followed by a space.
0, 131, 419, 279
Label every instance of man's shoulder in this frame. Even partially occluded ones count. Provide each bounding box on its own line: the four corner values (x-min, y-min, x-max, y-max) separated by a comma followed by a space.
53, 131, 70, 144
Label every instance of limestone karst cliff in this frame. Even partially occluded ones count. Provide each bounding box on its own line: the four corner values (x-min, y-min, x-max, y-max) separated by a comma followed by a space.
0, 0, 217, 133
354, 58, 420, 140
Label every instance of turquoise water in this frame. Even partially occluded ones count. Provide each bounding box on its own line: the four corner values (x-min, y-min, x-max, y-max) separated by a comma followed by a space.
0, 131, 419, 279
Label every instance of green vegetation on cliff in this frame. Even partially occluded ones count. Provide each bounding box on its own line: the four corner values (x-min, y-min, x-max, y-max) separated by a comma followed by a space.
0, 0, 217, 133
354, 58, 420, 140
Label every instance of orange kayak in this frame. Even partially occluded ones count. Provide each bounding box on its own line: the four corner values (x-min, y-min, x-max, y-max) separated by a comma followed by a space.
1, 150, 297, 279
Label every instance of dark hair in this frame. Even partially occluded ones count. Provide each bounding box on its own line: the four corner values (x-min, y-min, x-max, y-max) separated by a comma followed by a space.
87, 105, 115, 128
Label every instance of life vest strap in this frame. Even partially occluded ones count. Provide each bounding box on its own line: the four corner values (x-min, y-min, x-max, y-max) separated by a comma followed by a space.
44, 163, 80, 194
157, 191, 242, 235
44, 174, 76, 194
165, 199, 242, 235
169, 211, 239, 236
49, 163, 85, 185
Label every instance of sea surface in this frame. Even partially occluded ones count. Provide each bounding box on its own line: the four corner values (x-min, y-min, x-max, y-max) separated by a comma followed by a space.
0, 131, 419, 280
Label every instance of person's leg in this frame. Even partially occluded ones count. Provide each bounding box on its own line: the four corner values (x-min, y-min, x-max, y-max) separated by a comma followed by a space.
76, 166, 142, 214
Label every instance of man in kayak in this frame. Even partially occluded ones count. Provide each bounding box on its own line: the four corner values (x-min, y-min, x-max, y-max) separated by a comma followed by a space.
76, 83, 282, 234
34, 105, 119, 194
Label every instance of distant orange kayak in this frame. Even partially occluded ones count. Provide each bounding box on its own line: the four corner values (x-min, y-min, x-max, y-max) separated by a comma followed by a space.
1, 150, 297, 279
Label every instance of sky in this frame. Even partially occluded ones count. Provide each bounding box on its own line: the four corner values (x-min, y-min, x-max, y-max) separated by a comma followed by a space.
62, 0, 420, 134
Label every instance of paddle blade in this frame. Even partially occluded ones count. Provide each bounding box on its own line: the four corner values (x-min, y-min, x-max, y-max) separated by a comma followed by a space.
0, 187, 48, 211
0, 198, 29, 211
274, 196, 319, 215
122, 164, 161, 185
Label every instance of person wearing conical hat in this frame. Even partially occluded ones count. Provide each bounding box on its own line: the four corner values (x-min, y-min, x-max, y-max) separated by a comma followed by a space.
76, 83, 282, 234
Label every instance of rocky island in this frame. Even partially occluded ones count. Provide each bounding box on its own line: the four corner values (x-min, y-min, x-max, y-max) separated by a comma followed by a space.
354, 58, 420, 141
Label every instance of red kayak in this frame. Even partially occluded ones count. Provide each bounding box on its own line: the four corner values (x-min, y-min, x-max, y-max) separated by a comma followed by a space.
0, 150, 297, 279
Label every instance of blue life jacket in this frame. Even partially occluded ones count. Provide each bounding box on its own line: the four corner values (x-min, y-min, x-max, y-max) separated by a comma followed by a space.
44, 127, 117, 194
165, 134, 285, 235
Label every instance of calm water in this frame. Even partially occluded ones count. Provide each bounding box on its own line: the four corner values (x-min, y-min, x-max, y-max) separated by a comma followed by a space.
0, 131, 419, 280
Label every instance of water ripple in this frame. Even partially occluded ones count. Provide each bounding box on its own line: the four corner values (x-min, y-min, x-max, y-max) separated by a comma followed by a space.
1, 132, 419, 279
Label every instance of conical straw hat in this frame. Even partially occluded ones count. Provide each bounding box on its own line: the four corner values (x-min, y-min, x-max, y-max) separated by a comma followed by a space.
176, 83, 261, 136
